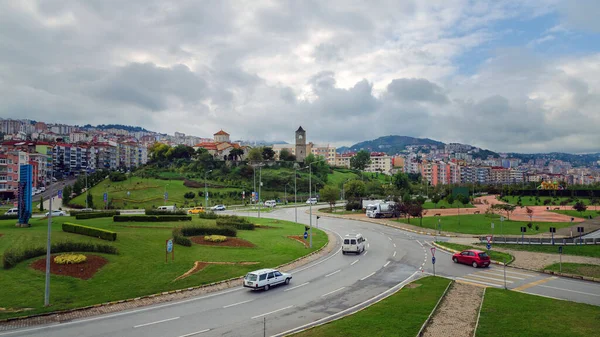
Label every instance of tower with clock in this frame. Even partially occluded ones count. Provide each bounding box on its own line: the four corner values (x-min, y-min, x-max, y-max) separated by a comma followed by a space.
295, 126, 307, 162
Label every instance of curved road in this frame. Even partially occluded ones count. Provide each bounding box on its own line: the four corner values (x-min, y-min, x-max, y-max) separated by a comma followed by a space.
2, 206, 599, 337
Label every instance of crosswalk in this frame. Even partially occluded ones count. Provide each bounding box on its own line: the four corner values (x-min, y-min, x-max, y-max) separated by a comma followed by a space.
455, 267, 539, 288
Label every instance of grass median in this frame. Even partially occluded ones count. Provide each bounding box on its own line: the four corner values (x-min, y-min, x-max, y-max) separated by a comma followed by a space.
544, 262, 600, 278
293, 276, 451, 337
485, 243, 600, 258
435, 242, 513, 263
477, 288, 600, 337
0, 216, 327, 319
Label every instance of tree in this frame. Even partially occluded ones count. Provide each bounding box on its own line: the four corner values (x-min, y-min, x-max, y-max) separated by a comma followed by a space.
392, 172, 410, 191
431, 194, 441, 208
87, 193, 94, 209
526, 206, 533, 222
262, 147, 276, 161
39, 196, 44, 212
184, 192, 196, 199
247, 147, 264, 162
229, 148, 245, 161
344, 180, 366, 202
279, 149, 295, 161
446, 194, 455, 206
559, 200, 569, 210
573, 201, 587, 215
407, 202, 424, 225
72, 180, 83, 195
320, 185, 340, 211
491, 203, 517, 221
590, 198, 599, 211
350, 150, 371, 171
148, 142, 170, 162
62, 185, 72, 204
365, 181, 384, 197
166, 145, 195, 160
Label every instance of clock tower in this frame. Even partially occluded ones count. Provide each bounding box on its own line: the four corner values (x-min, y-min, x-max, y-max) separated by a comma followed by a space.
295, 126, 307, 162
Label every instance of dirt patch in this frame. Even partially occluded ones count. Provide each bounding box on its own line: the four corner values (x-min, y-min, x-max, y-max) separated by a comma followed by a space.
423, 282, 484, 337
30, 255, 109, 280
0, 234, 3, 238
190, 236, 256, 247
174, 261, 260, 281
288, 235, 309, 248
404, 283, 422, 289
492, 247, 600, 270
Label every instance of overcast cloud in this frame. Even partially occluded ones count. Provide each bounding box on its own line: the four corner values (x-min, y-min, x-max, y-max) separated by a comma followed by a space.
0, 0, 599, 153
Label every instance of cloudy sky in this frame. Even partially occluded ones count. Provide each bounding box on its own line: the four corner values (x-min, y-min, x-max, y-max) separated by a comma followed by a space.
1, 0, 599, 153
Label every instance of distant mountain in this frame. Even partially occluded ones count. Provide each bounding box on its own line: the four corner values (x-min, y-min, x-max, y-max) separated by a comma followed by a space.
337, 135, 445, 154
84, 124, 149, 132
508, 152, 600, 167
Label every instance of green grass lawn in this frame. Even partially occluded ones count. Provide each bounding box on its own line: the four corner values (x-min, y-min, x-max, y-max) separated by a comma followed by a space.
500, 196, 594, 206
550, 210, 599, 219
485, 243, 600, 258
293, 276, 451, 337
435, 242, 513, 263
422, 201, 475, 209
0, 215, 326, 319
397, 214, 572, 235
328, 169, 360, 187
476, 288, 600, 337
544, 263, 600, 278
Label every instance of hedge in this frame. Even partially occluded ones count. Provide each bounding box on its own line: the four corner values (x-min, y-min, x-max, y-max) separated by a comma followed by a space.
198, 211, 218, 219
216, 217, 255, 230
62, 222, 117, 241
113, 215, 192, 222
3, 241, 118, 269
0, 215, 18, 220
145, 209, 187, 215
180, 225, 237, 237
75, 211, 120, 220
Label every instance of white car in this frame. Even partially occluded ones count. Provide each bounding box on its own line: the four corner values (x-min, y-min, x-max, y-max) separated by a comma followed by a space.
264, 200, 277, 208
4, 208, 18, 216
211, 205, 226, 211
45, 210, 66, 217
243, 268, 292, 291
306, 197, 318, 204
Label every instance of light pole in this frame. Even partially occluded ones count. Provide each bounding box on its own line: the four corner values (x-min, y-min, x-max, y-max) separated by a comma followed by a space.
164, 183, 169, 206
44, 146, 55, 306
308, 158, 328, 248
204, 169, 212, 209
250, 163, 265, 218
85, 167, 89, 209
284, 183, 291, 205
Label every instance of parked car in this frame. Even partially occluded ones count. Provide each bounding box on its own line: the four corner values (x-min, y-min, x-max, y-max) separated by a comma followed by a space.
306, 197, 318, 204
4, 208, 18, 216
80, 208, 93, 212
45, 210, 67, 217
187, 206, 205, 214
211, 205, 226, 211
243, 268, 292, 291
39, 186, 46, 192
156, 205, 177, 212
264, 200, 277, 208
452, 249, 490, 268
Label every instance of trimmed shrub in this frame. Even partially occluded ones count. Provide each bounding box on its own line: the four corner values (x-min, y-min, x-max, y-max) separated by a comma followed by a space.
180, 225, 237, 237
0, 214, 18, 220
113, 215, 192, 222
345, 201, 361, 211
204, 235, 227, 242
198, 211, 218, 219
173, 230, 192, 247
3, 242, 118, 269
145, 209, 187, 215
216, 217, 255, 230
62, 222, 117, 241
54, 253, 87, 264
75, 211, 120, 220
184, 192, 196, 199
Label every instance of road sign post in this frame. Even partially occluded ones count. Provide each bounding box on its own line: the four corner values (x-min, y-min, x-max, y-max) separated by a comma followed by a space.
500, 216, 504, 237
520, 226, 526, 245
577, 227, 584, 245
550, 227, 556, 245
166, 239, 174, 263
486, 235, 492, 251
303, 231, 308, 240
558, 246, 563, 272
491, 222, 494, 241
431, 247, 436, 276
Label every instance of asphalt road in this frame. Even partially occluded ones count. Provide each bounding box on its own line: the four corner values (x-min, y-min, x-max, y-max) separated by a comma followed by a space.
2, 206, 599, 337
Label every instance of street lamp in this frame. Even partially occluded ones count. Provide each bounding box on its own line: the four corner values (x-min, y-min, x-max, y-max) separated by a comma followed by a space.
284, 183, 291, 205
204, 169, 213, 209
294, 165, 308, 224
164, 183, 170, 206
250, 163, 265, 218
44, 144, 55, 306
308, 157, 328, 248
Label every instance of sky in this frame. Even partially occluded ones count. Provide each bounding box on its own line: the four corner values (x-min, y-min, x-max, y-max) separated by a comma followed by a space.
1, 0, 599, 153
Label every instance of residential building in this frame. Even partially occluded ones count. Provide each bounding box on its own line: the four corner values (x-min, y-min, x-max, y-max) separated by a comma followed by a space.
365, 152, 393, 174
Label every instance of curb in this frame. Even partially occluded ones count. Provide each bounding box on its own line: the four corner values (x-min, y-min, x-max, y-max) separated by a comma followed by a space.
430, 242, 512, 266
0, 230, 336, 325
417, 279, 454, 337
541, 270, 600, 283
472, 287, 486, 337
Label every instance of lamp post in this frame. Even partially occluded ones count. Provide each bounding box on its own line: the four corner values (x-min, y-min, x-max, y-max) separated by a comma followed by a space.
250, 163, 265, 218
44, 145, 55, 306
308, 157, 327, 248
204, 169, 212, 209
284, 183, 291, 205
164, 183, 169, 206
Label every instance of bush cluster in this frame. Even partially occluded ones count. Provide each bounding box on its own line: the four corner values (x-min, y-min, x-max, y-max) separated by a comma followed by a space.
215, 216, 255, 230
54, 253, 87, 265
113, 215, 192, 222
3, 241, 118, 269
145, 209, 188, 215
204, 235, 227, 242
198, 211, 218, 219
345, 201, 361, 211
74, 211, 120, 220
0, 214, 19, 220
62, 222, 117, 241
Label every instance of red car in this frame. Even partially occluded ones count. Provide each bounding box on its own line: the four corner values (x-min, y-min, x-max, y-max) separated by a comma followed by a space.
452, 249, 490, 268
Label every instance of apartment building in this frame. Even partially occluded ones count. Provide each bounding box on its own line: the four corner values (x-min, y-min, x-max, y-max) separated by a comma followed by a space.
365, 152, 393, 174
490, 167, 511, 185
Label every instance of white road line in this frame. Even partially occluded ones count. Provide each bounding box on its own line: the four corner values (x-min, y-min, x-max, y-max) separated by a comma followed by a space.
388, 237, 392, 241
393, 243, 396, 248
383, 261, 390, 267
421, 263, 425, 267
478, 271, 525, 280
416, 240, 423, 247
291, 230, 344, 274
178, 329, 211, 337
363, 251, 368, 256
325, 269, 341, 277
252, 306, 294, 319
489, 269, 537, 277
284, 282, 309, 292
360, 272, 376, 281
467, 274, 514, 283
351, 259, 359, 266
393, 251, 396, 257
537, 285, 600, 297
321, 287, 346, 297
134, 317, 180, 328
456, 277, 503, 288
223, 299, 253, 308
367, 243, 370, 248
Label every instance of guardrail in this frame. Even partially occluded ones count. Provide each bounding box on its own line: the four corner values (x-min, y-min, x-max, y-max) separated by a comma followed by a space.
479, 236, 600, 245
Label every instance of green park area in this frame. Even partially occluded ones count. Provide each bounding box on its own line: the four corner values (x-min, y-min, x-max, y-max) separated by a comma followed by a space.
0, 215, 326, 319
550, 209, 599, 218
422, 200, 475, 209
293, 276, 451, 337
486, 243, 600, 258
434, 242, 513, 263
544, 263, 600, 279
500, 195, 597, 207
397, 214, 572, 235
476, 288, 600, 337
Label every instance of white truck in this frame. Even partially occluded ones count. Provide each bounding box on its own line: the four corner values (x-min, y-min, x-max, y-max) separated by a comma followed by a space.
366, 202, 399, 218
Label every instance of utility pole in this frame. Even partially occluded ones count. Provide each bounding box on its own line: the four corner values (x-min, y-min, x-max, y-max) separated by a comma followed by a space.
294, 166, 297, 223
258, 165, 262, 218
204, 170, 212, 209
44, 146, 55, 306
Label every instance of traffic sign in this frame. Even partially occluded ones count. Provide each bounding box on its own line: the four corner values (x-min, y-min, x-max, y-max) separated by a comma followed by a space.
486, 235, 492, 244
430, 247, 436, 256
103, 192, 108, 202
558, 246, 563, 254
432, 256, 436, 264
303, 231, 308, 239
166, 239, 173, 253
486, 243, 491, 250
57, 189, 63, 199
520, 227, 526, 233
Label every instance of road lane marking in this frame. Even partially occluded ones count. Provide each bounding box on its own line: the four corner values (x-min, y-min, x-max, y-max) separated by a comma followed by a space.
383, 261, 390, 267
367, 243, 370, 248
537, 285, 600, 297
251, 305, 293, 319
360, 272, 376, 281
489, 269, 538, 277
388, 237, 392, 241
223, 299, 253, 308
456, 278, 502, 288
178, 329, 211, 337
325, 269, 341, 277
467, 274, 514, 284
393, 243, 396, 248
134, 317, 180, 328
416, 240, 423, 247
351, 259, 359, 266
321, 287, 346, 297
284, 282, 309, 292
477, 271, 525, 280
513, 277, 557, 292
393, 251, 396, 257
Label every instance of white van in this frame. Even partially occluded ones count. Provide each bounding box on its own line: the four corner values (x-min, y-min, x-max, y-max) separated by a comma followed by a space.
243, 268, 292, 291
306, 197, 318, 204
342, 233, 365, 255
264, 200, 277, 208
4, 208, 18, 216
157, 205, 176, 212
